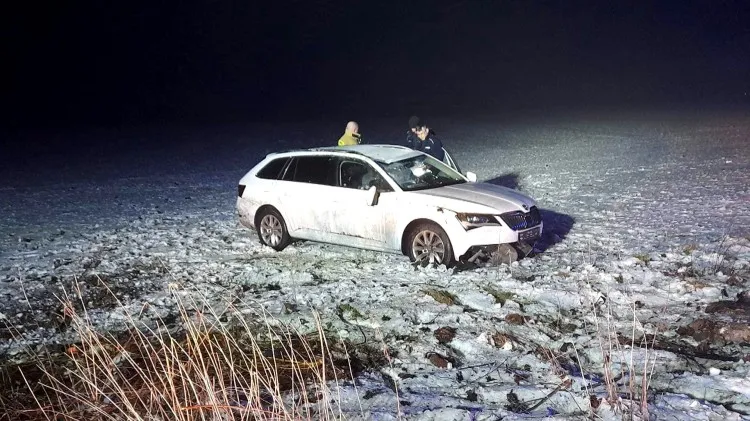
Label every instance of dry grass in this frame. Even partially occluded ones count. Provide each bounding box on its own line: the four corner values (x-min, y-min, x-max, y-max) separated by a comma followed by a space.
0, 280, 386, 421
586, 290, 657, 420
682, 243, 698, 255
421, 288, 459, 306
483, 286, 515, 306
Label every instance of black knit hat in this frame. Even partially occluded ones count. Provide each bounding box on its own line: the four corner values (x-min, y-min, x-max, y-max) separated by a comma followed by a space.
408, 115, 422, 129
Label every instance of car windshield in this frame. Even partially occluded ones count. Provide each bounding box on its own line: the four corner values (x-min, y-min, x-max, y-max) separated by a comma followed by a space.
377, 155, 466, 191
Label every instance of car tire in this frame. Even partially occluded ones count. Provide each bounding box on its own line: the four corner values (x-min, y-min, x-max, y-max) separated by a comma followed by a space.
406, 222, 454, 267
255, 207, 291, 251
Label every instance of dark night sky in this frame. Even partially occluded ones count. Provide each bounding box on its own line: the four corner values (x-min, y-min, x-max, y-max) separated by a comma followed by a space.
4, 0, 750, 131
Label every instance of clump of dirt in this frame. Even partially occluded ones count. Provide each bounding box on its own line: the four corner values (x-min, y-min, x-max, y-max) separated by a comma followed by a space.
434, 326, 456, 344
505, 313, 526, 325
677, 291, 750, 344
678, 319, 750, 344
491, 332, 512, 349
705, 292, 750, 320
426, 351, 459, 368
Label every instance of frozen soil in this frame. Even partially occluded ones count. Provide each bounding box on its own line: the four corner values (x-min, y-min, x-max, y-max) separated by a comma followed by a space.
1, 110, 749, 420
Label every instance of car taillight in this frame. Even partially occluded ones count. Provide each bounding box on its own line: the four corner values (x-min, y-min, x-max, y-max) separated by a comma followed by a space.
238, 184, 246, 197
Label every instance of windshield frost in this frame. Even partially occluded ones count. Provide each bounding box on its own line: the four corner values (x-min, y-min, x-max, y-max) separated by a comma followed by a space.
378, 155, 466, 191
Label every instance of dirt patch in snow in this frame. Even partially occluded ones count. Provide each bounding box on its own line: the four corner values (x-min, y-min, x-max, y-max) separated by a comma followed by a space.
677, 290, 750, 345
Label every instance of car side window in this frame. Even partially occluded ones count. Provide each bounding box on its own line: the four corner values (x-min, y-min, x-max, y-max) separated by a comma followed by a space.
256, 158, 289, 180
290, 156, 336, 186
339, 160, 393, 192
339, 161, 367, 189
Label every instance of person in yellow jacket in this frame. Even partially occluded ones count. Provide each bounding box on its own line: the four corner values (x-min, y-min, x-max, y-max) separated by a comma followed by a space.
337, 121, 362, 146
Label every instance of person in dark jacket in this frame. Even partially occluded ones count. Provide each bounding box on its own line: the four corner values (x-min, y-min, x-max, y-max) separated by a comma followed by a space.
406, 115, 444, 161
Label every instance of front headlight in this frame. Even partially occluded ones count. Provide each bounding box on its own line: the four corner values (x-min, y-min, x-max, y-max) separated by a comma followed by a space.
455, 213, 500, 230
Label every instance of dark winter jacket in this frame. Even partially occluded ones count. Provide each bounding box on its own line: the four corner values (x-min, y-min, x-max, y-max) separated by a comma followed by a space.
406, 130, 445, 161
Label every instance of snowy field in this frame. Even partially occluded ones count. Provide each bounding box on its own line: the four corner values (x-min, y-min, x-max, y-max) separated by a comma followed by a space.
1, 109, 749, 420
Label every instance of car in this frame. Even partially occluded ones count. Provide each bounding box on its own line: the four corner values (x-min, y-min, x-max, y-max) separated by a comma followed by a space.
236, 145, 543, 267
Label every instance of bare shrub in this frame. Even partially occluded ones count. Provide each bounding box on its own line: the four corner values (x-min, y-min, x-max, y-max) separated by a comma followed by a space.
584, 287, 657, 420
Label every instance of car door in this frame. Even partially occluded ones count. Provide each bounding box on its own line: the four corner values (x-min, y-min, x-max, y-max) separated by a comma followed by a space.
278, 155, 340, 236
330, 159, 398, 250
442, 147, 463, 174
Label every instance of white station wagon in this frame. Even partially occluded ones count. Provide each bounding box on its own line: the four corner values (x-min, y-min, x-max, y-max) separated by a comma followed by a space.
237, 145, 542, 266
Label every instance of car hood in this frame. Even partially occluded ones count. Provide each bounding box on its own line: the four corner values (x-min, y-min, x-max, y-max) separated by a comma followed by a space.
411, 182, 536, 214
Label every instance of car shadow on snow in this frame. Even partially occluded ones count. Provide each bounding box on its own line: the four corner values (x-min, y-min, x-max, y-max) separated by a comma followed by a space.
482, 172, 575, 251
483, 172, 520, 190
534, 208, 575, 253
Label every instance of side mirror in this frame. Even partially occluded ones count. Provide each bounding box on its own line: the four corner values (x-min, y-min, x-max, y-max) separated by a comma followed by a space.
466, 172, 477, 182
366, 185, 380, 206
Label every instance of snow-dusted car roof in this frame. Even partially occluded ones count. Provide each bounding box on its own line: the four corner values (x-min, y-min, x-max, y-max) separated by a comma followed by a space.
302, 144, 423, 164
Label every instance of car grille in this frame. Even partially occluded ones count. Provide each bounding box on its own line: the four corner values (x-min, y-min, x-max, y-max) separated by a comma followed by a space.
499, 206, 542, 231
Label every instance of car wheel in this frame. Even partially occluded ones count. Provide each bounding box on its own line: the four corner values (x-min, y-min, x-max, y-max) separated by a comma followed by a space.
407, 222, 454, 267
255, 207, 291, 251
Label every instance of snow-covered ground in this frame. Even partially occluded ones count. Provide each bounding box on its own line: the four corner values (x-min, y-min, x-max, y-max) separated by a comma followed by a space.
1, 110, 749, 420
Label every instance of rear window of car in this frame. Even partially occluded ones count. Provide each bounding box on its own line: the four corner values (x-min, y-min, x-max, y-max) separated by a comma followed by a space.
286, 156, 336, 186
256, 158, 289, 179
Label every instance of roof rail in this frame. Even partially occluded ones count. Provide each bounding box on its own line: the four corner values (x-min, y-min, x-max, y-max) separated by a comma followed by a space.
270, 144, 415, 160
364, 144, 412, 150
308, 147, 370, 158
311, 144, 411, 151
270, 147, 308, 155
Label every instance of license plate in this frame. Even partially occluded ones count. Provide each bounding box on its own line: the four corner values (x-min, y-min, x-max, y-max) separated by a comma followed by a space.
519, 227, 540, 242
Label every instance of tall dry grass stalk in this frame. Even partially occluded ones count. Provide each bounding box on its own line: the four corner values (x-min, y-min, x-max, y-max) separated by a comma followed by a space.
587, 286, 656, 421
3, 279, 365, 421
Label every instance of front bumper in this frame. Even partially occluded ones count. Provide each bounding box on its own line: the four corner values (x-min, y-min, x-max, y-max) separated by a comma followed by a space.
447, 222, 543, 260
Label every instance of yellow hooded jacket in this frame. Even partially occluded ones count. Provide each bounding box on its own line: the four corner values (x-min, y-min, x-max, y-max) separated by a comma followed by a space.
338, 132, 362, 146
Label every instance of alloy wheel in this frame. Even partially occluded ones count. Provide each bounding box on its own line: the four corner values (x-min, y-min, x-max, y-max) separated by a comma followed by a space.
260, 214, 284, 247
412, 229, 446, 265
